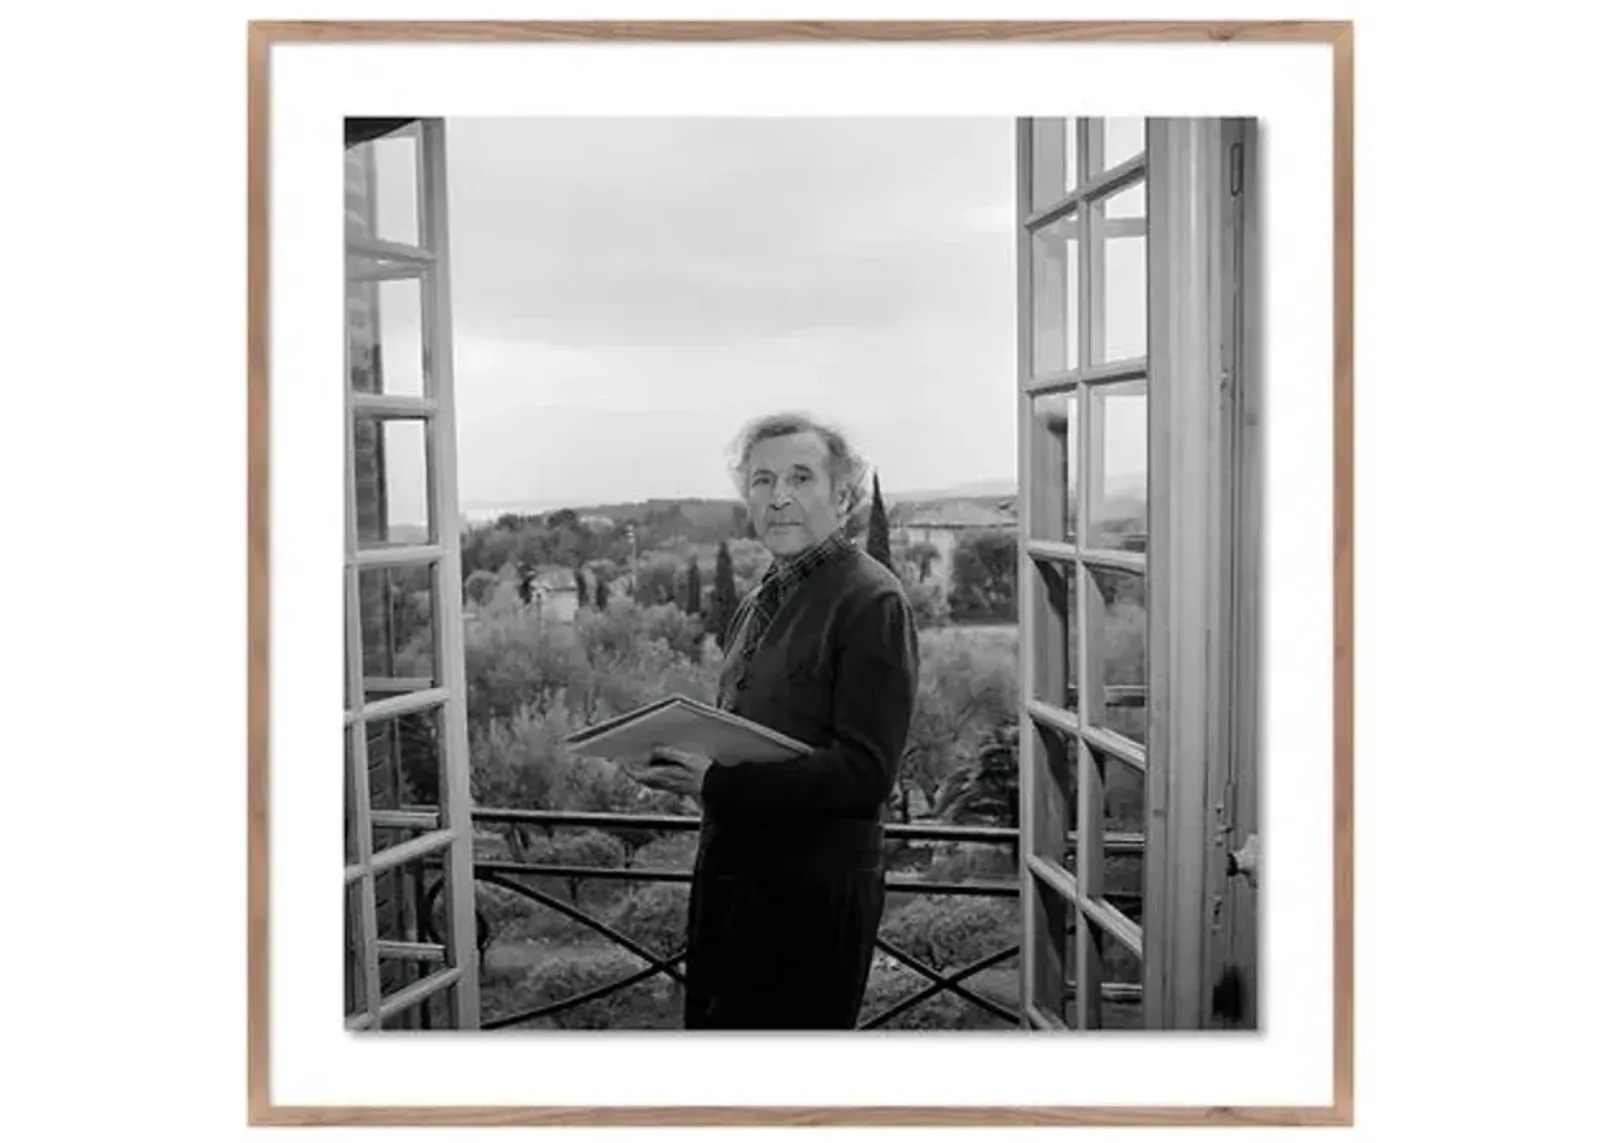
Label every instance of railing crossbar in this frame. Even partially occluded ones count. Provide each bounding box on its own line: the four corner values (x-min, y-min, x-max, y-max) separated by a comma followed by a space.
460, 807, 1044, 1031
864, 940, 1020, 1028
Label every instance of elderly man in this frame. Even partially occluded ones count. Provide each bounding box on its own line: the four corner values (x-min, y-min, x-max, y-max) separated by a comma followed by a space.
623, 411, 920, 1029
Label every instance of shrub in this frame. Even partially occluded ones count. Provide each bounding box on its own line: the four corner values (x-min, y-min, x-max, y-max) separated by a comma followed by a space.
632, 832, 700, 871
507, 828, 627, 907
606, 883, 690, 958
492, 947, 680, 1030
904, 580, 951, 628
897, 631, 1018, 814
877, 897, 1019, 972
860, 968, 969, 1029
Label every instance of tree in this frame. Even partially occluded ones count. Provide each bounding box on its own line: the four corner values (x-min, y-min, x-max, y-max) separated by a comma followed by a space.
633, 555, 679, 610
947, 529, 1017, 622
464, 568, 498, 607
707, 540, 740, 649
685, 557, 703, 616
903, 580, 951, 628
934, 721, 1020, 830
594, 576, 610, 612
897, 637, 1016, 821
866, 472, 893, 571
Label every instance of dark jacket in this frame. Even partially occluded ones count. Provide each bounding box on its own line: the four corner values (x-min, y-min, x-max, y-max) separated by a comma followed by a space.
698, 545, 921, 872
683, 544, 920, 1029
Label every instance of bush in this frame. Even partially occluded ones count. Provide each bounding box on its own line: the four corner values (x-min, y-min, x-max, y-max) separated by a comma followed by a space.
877, 897, 1019, 972
491, 947, 680, 1029
860, 968, 969, 1029
507, 828, 627, 908
465, 612, 590, 727
606, 883, 690, 958
633, 832, 700, 871
898, 630, 1018, 813
904, 580, 951, 628
476, 879, 592, 946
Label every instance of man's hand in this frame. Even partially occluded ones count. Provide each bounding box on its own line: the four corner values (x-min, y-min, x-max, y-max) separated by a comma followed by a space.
618, 746, 713, 798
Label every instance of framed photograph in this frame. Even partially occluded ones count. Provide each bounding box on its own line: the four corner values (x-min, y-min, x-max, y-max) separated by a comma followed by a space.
249, 19, 1353, 1127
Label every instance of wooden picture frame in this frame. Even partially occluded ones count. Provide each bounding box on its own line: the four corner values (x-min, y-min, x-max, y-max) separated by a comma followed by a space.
248, 19, 1353, 1127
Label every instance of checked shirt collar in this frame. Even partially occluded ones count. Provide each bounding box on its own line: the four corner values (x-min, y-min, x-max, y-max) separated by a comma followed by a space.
715, 526, 855, 709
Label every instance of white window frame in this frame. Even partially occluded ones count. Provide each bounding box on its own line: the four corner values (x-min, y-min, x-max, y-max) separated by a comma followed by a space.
1016, 117, 1260, 1031
343, 118, 480, 1031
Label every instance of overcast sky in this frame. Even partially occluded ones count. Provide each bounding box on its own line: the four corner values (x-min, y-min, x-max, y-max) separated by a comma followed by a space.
361, 117, 1145, 521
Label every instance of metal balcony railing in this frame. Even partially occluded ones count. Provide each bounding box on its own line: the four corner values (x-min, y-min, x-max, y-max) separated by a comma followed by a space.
401, 807, 1143, 1030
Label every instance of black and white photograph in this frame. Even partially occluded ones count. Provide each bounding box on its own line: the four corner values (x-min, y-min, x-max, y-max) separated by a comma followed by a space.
341, 112, 1263, 1035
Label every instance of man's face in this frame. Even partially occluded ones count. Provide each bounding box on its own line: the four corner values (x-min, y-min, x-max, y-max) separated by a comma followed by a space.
745, 430, 847, 558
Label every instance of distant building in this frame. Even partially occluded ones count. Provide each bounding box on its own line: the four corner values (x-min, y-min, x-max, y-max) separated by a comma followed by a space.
894, 501, 1017, 591
529, 567, 581, 623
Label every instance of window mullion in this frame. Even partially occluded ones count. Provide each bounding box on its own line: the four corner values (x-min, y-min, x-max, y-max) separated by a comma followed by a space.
419, 118, 481, 1029
344, 373, 382, 1030
1015, 119, 1065, 1029
1144, 117, 1233, 1029
1072, 115, 1103, 1031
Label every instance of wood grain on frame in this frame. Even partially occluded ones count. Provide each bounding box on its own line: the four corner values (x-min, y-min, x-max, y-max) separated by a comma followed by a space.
246, 18, 1354, 1128
246, 18, 271, 1128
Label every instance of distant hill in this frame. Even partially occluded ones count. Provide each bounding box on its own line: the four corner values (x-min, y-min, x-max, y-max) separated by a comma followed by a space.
460, 475, 1145, 540
886, 477, 1017, 504
464, 479, 1022, 522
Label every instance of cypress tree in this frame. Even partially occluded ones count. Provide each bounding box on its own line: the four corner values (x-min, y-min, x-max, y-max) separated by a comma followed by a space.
866, 472, 894, 571
708, 540, 739, 649
686, 556, 703, 616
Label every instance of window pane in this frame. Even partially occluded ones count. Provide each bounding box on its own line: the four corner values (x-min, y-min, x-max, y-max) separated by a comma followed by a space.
1080, 921, 1144, 1028
344, 584, 352, 712
1063, 920, 1144, 1029
1031, 875, 1072, 1026
1031, 721, 1077, 864
345, 880, 368, 1019
1029, 390, 1077, 542
382, 981, 456, 1031
1090, 919, 1142, 993
373, 847, 453, 1014
348, 275, 426, 398
1030, 213, 1079, 376
1064, 743, 1144, 1029
1061, 909, 1082, 1028
1089, 566, 1148, 746
1103, 843, 1144, 934
1031, 560, 1078, 719
1030, 117, 1079, 210
366, 706, 443, 826
353, 416, 432, 547
1065, 756, 1144, 916
1094, 181, 1147, 364
1099, 117, 1146, 172
345, 726, 359, 866
1088, 379, 1147, 553
359, 564, 440, 698
346, 131, 421, 249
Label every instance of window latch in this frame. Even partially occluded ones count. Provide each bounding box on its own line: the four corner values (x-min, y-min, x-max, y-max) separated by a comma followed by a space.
1226, 833, 1259, 888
